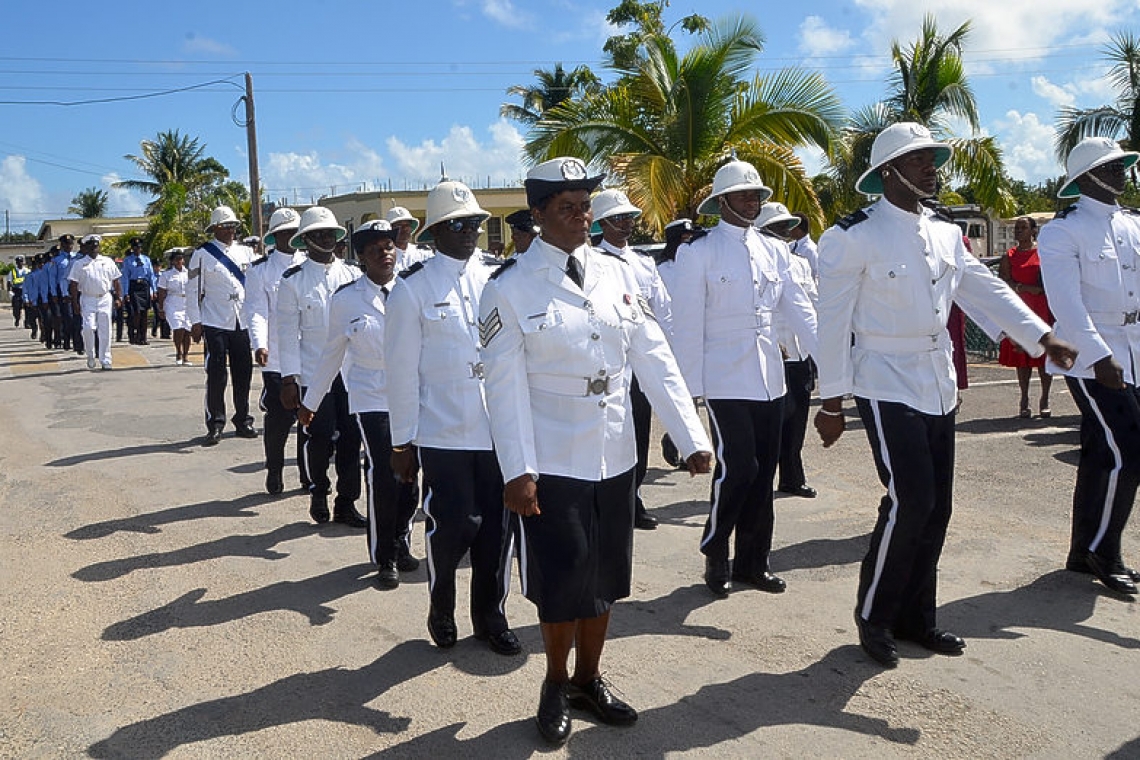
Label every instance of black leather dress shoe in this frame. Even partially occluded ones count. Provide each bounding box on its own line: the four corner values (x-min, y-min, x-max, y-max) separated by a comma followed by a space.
1086, 553, 1138, 594
375, 561, 399, 589
309, 493, 330, 524
899, 628, 966, 655
202, 428, 222, 447
1124, 566, 1140, 583
396, 546, 421, 572
732, 570, 787, 594
332, 505, 368, 529
235, 424, 259, 439
854, 613, 898, 668
778, 484, 817, 498
634, 509, 658, 530
536, 680, 571, 745
427, 607, 457, 648
704, 557, 731, 597
475, 629, 522, 656
265, 469, 284, 495
567, 677, 638, 725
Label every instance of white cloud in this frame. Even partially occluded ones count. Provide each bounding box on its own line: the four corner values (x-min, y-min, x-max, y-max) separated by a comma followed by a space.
182, 33, 237, 58
0, 156, 45, 223
1031, 76, 1076, 109
798, 16, 854, 58
101, 173, 147, 219
386, 120, 526, 189
261, 138, 393, 203
481, 0, 532, 28
991, 110, 1063, 183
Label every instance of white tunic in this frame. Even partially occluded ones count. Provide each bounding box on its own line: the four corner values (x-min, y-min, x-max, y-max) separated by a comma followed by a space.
1038, 196, 1140, 383
774, 242, 818, 361
274, 258, 358, 385
816, 199, 1049, 415
68, 254, 121, 299
243, 249, 306, 374
480, 237, 711, 483
303, 275, 392, 415
186, 239, 257, 330
157, 267, 190, 330
670, 220, 818, 401
384, 251, 499, 450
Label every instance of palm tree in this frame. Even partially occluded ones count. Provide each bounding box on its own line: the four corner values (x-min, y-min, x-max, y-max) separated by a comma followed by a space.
500, 64, 601, 126
1055, 31, 1140, 160
114, 130, 228, 214
522, 15, 843, 234
828, 16, 1014, 219
68, 187, 108, 218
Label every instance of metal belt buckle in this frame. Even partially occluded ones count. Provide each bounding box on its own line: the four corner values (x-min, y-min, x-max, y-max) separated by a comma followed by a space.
1124, 311, 1138, 326
228, 293, 241, 301
468, 361, 485, 379
587, 377, 609, 395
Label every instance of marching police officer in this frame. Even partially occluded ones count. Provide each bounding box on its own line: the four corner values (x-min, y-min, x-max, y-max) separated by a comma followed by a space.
385, 206, 434, 271
1039, 136, 1140, 596
68, 235, 123, 370
8, 256, 28, 327
814, 122, 1077, 667
244, 207, 306, 494
480, 157, 712, 745
187, 206, 259, 445
671, 161, 818, 598
121, 236, 157, 345
385, 179, 519, 656
505, 209, 539, 255
276, 207, 364, 527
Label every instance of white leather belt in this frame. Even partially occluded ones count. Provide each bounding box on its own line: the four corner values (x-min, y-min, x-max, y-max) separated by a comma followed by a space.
854, 332, 947, 353
528, 372, 621, 396
1089, 310, 1140, 326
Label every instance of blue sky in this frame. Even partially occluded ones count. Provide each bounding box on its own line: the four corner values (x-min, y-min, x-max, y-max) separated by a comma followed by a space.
2, 0, 1138, 233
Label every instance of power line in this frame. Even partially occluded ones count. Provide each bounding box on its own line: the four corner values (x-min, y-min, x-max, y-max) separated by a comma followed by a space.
0, 77, 243, 107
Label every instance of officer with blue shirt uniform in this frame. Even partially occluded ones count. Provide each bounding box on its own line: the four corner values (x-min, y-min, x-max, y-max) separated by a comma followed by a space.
1039, 136, 1140, 596
121, 236, 157, 345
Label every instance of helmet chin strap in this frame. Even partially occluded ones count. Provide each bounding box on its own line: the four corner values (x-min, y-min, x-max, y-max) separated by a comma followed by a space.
1085, 171, 1123, 197
306, 240, 336, 255
720, 197, 758, 225
884, 164, 935, 199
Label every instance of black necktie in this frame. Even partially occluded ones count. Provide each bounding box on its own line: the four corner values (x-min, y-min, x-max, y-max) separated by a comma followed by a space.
380, 285, 389, 301
566, 255, 584, 288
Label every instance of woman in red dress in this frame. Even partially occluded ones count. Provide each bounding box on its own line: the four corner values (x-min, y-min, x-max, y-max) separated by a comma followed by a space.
998, 216, 1054, 417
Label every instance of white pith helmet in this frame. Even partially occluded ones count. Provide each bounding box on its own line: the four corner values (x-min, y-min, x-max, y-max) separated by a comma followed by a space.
288, 207, 346, 250
206, 205, 241, 232
591, 189, 642, 223
1058, 136, 1140, 199
697, 161, 773, 216
754, 202, 800, 232
856, 122, 952, 196
417, 180, 490, 242
263, 207, 301, 247
384, 206, 420, 233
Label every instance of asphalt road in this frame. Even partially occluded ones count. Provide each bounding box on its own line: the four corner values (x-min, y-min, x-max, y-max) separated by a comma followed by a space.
1, 320, 1137, 759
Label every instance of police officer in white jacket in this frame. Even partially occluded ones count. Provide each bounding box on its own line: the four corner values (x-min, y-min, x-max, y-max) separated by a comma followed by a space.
671, 161, 818, 599
385, 206, 434, 271
592, 189, 672, 530
276, 207, 364, 527
480, 158, 713, 746
1039, 136, 1140, 596
244, 207, 306, 495
300, 220, 419, 589
813, 123, 1077, 668
187, 206, 259, 445
385, 180, 519, 657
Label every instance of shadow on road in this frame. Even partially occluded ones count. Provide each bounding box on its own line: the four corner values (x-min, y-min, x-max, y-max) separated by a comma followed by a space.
48, 439, 202, 467
65, 492, 279, 540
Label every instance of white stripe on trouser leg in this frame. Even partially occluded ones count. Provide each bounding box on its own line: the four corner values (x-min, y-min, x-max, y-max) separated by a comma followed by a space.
860, 399, 901, 622
700, 404, 730, 551
1075, 379, 1122, 553
356, 414, 380, 565
420, 449, 438, 594
497, 529, 515, 615
516, 518, 529, 598
202, 342, 212, 424
259, 384, 269, 414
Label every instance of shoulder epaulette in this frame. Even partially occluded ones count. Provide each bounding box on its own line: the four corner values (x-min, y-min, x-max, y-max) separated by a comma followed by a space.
399, 261, 425, 279
250, 255, 268, 267
489, 257, 518, 280
333, 280, 356, 295
281, 264, 303, 279
1055, 204, 1078, 219
595, 247, 626, 262
1122, 206, 1140, 216
920, 200, 955, 224
836, 209, 869, 230
480, 253, 502, 266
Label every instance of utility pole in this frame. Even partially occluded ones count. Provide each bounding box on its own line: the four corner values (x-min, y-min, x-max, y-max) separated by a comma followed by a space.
244, 72, 262, 241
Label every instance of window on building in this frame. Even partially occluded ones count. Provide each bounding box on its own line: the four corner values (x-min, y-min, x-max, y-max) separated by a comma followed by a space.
486, 216, 503, 245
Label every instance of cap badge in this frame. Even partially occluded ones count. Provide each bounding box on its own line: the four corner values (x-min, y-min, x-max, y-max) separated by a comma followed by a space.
561, 159, 587, 180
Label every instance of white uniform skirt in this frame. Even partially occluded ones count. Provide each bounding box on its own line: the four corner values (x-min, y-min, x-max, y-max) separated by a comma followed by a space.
164, 294, 190, 330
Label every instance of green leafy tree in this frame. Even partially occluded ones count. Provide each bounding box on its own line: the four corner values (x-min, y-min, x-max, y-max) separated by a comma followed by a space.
524, 14, 842, 233
603, 0, 710, 70
1055, 31, 1140, 160
500, 64, 601, 126
68, 187, 109, 218
113, 130, 229, 215
827, 16, 1015, 220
